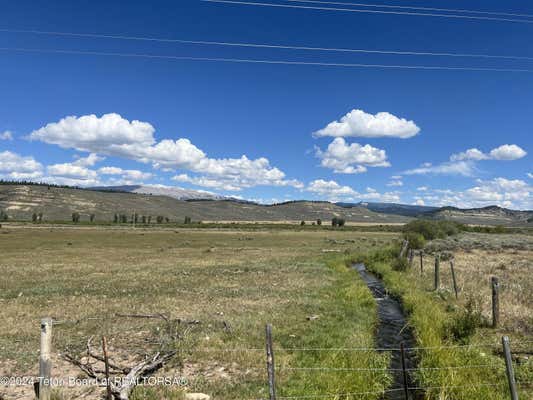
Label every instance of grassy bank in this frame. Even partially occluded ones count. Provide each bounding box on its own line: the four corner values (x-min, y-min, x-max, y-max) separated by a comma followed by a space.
353, 244, 532, 399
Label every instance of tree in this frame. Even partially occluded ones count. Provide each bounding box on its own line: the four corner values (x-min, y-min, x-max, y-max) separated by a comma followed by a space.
32, 213, 38, 223
120, 214, 128, 223
0, 209, 8, 221
147, 216, 152, 224
156, 216, 164, 224
72, 212, 80, 223
141, 215, 147, 224
316, 219, 322, 226
113, 214, 119, 223
37, 212, 43, 223
165, 217, 170, 223
331, 217, 345, 228
184, 216, 192, 224
89, 214, 95, 223
300, 220, 306, 226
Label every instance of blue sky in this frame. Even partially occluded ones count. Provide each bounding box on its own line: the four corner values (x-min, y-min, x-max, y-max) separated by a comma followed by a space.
0, 0, 531, 209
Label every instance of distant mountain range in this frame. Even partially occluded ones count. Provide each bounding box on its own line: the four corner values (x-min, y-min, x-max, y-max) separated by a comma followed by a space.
0, 183, 531, 226
90, 184, 226, 200
337, 202, 439, 217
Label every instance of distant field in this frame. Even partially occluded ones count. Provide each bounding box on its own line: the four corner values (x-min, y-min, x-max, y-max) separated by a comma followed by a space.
0, 225, 396, 400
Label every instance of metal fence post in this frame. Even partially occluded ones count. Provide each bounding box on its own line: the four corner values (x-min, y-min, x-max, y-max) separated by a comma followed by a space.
502, 336, 518, 400
265, 324, 277, 400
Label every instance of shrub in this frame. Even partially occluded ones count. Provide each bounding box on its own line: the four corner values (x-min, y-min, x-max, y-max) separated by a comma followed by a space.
71, 212, 80, 223
300, 220, 306, 226
89, 214, 95, 223
147, 216, 152, 224
403, 232, 426, 249
113, 214, 119, 223
141, 215, 147, 224
403, 219, 461, 241
156, 216, 164, 224
0, 209, 8, 221
316, 219, 322, 226
32, 213, 38, 223
338, 218, 346, 227
332, 217, 346, 227
391, 257, 409, 271
446, 297, 483, 344
184, 216, 192, 224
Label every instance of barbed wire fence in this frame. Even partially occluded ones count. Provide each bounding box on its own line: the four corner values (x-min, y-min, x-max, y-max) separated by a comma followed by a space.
4, 316, 528, 400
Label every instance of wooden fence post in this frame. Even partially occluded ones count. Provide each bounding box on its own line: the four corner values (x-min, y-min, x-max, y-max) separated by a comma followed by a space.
400, 240, 409, 258
408, 249, 414, 268
39, 318, 53, 400
492, 277, 500, 328
265, 324, 277, 400
419, 251, 423, 275
102, 336, 112, 400
434, 255, 440, 291
502, 336, 518, 400
450, 260, 458, 299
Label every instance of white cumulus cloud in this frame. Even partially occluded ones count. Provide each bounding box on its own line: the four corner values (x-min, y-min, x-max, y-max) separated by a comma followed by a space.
313, 109, 420, 139
451, 144, 526, 161
403, 161, 475, 177
29, 113, 298, 191
0, 131, 13, 141
0, 151, 43, 180
315, 138, 390, 174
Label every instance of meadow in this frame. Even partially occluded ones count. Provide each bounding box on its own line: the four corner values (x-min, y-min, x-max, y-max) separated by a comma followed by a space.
0, 224, 395, 400
0, 224, 531, 400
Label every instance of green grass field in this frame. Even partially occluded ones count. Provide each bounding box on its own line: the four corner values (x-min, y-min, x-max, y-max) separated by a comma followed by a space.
0, 225, 395, 400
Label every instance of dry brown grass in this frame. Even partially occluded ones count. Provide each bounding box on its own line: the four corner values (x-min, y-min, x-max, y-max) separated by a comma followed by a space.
420, 233, 533, 336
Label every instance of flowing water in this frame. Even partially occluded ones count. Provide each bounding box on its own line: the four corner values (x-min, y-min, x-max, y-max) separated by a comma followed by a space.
353, 263, 421, 400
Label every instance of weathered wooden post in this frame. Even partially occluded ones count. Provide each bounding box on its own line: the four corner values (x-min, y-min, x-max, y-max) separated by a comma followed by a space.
265, 324, 277, 400
399, 240, 409, 258
419, 251, 423, 275
434, 254, 440, 291
450, 260, 458, 299
102, 336, 112, 400
492, 277, 500, 328
502, 336, 518, 400
400, 342, 409, 400
408, 249, 414, 268
39, 318, 53, 400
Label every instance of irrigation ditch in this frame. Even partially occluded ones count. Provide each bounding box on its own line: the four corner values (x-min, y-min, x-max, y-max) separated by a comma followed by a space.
354, 263, 421, 400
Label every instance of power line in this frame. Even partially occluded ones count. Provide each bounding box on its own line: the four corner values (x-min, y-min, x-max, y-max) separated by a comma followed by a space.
1, 28, 533, 61
284, 0, 533, 20
1, 47, 532, 72
200, 0, 533, 24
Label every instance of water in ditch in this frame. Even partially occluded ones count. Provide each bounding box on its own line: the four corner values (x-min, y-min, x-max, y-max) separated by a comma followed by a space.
353, 263, 421, 400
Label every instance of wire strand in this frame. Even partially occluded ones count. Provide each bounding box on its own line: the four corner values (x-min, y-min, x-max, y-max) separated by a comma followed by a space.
2, 47, 532, 72
2, 28, 532, 61
200, 0, 533, 24
283, 0, 533, 19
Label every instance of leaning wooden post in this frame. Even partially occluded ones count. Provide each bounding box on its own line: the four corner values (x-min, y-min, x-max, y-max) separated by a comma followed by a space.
265, 324, 277, 400
434, 254, 440, 291
492, 277, 500, 328
400, 240, 409, 258
502, 336, 518, 400
419, 251, 423, 275
39, 318, 53, 400
102, 336, 112, 400
400, 342, 409, 400
450, 260, 458, 299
